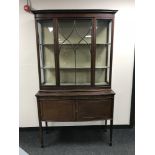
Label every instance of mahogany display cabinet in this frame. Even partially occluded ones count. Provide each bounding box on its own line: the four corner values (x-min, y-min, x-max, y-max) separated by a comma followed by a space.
32, 9, 117, 147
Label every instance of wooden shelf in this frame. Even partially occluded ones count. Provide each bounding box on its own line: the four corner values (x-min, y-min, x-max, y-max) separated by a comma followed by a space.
39, 43, 111, 46
59, 67, 109, 70
60, 67, 90, 70
96, 43, 111, 45
42, 83, 55, 86
41, 66, 55, 69
95, 82, 109, 85
59, 43, 111, 45
43, 82, 109, 86
39, 44, 54, 46
46, 83, 90, 86
96, 66, 110, 69
41, 66, 109, 70
60, 83, 90, 86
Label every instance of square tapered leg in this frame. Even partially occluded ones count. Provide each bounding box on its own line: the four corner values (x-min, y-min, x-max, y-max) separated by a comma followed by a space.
109, 120, 113, 146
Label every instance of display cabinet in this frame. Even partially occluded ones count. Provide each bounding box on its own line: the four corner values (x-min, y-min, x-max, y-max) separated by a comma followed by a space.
32, 9, 117, 147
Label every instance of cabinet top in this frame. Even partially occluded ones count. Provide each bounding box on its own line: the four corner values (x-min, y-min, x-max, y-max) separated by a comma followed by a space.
36, 89, 115, 97
31, 9, 118, 14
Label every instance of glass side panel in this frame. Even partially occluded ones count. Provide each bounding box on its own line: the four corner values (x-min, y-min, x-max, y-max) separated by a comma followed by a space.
39, 21, 54, 44
41, 69, 56, 85
96, 20, 111, 44
95, 20, 112, 85
38, 21, 56, 85
58, 19, 92, 85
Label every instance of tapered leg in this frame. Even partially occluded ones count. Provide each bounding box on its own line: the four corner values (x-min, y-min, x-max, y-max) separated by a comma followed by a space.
39, 121, 44, 148
37, 101, 44, 148
45, 121, 48, 134
105, 120, 107, 132
109, 120, 113, 146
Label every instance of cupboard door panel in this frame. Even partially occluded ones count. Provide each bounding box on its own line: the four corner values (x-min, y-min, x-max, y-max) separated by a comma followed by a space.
40, 100, 75, 121
77, 99, 113, 121
58, 19, 92, 86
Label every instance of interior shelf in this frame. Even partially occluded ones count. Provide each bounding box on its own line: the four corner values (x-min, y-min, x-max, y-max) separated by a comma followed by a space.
60, 83, 90, 86
96, 43, 111, 45
41, 66, 110, 69
95, 82, 109, 85
59, 43, 111, 45
39, 43, 111, 46
43, 82, 108, 86
39, 44, 54, 46
95, 66, 110, 69
41, 67, 55, 69
43, 83, 55, 86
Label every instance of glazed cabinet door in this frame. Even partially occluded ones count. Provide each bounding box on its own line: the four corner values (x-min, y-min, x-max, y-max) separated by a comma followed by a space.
58, 19, 92, 86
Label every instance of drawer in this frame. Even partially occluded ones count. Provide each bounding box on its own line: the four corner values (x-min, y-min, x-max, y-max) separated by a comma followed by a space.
77, 99, 113, 121
40, 100, 75, 121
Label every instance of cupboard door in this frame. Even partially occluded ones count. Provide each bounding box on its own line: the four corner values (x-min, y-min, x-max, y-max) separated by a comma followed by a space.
40, 100, 75, 121
58, 19, 92, 85
77, 99, 113, 121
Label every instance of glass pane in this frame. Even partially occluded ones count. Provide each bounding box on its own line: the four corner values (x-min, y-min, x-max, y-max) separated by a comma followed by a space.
59, 45, 75, 85
76, 45, 91, 68
60, 70, 75, 85
96, 45, 107, 67
76, 45, 91, 85
38, 21, 56, 85
95, 69, 106, 85
42, 69, 56, 85
58, 19, 92, 85
95, 20, 112, 85
43, 46, 55, 67
38, 21, 54, 44
96, 20, 111, 44
76, 70, 91, 85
